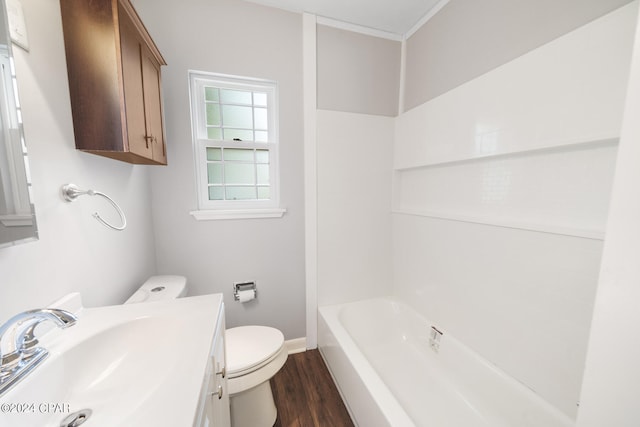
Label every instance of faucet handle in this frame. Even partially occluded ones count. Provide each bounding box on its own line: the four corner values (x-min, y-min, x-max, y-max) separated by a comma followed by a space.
0, 308, 77, 371
0, 308, 77, 396
14, 309, 77, 353
18, 324, 39, 360
32, 308, 77, 327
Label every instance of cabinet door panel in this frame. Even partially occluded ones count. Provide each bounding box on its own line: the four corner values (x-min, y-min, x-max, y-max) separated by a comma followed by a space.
141, 50, 167, 164
60, 0, 124, 152
213, 314, 230, 426
119, 7, 152, 159
197, 308, 230, 427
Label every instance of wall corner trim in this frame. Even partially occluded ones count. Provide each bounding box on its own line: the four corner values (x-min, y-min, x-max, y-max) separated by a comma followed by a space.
303, 12, 318, 349
316, 16, 403, 41
405, 0, 451, 39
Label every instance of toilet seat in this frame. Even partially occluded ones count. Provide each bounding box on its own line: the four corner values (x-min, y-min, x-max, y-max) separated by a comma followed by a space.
226, 326, 288, 395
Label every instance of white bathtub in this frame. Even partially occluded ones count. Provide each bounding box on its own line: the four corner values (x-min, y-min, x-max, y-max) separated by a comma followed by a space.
318, 297, 574, 427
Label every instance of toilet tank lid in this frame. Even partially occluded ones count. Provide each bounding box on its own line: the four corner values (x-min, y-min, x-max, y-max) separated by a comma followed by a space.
226, 326, 284, 374
125, 275, 187, 304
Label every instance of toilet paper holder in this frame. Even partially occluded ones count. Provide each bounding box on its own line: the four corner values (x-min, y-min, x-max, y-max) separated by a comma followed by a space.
233, 281, 257, 301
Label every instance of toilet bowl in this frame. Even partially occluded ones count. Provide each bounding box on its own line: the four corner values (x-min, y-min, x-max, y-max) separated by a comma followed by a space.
226, 325, 288, 427
126, 276, 288, 427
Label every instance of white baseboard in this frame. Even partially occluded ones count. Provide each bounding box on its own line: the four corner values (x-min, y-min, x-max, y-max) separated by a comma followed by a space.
285, 337, 308, 354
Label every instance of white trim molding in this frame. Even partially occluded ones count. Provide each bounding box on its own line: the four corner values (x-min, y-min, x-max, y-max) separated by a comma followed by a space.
316, 16, 403, 41
405, 0, 451, 40
0, 214, 33, 226
303, 12, 318, 349
285, 337, 307, 354
190, 208, 286, 221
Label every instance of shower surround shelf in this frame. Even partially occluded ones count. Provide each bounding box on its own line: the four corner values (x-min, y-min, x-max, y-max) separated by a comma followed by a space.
392, 137, 619, 171
392, 209, 605, 240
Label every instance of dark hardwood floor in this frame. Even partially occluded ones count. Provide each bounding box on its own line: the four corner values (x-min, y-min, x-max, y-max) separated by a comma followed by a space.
271, 349, 355, 427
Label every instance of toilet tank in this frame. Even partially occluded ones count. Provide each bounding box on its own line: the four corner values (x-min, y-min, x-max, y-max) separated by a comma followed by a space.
125, 275, 187, 304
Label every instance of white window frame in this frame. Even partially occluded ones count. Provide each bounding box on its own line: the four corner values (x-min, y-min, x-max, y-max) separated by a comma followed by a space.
188, 71, 285, 220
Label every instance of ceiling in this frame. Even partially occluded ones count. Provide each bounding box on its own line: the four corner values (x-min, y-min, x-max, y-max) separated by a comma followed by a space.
242, 0, 445, 37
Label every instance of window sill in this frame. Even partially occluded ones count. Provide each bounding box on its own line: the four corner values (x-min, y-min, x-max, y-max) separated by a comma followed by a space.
190, 208, 287, 221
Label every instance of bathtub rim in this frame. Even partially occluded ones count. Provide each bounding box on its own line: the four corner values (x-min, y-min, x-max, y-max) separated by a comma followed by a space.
318, 296, 575, 427
318, 299, 416, 427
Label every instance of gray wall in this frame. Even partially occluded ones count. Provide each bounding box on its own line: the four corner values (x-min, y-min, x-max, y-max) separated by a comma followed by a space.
133, 0, 306, 339
317, 25, 401, 116
0, 0, 158, 320
404, 0, 634, 110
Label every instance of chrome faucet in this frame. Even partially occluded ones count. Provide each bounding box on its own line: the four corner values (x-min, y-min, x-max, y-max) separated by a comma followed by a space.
0, 308, 77, 396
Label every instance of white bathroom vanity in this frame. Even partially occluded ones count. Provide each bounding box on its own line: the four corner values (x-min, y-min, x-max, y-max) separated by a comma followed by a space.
0, 293, 230, 427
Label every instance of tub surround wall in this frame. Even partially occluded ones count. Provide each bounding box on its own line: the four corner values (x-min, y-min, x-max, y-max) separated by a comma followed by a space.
395, 142, 618, 239
397, 3, 631, 171
393, 3, 637, 419
0, 0, 158, 319
315, 26, 398, 306
317, 110, 394, 306
404, 0, 634, 110
577, 4, 640, 425
393, 216, 604, 419
395, 1, 633, 237
132, 0, 306, 340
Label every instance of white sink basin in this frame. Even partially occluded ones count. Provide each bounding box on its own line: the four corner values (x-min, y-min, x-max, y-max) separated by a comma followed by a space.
0, 294, 223, 427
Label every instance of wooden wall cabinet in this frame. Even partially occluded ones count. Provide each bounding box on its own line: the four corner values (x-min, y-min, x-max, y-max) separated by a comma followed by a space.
60, 0, 168, 165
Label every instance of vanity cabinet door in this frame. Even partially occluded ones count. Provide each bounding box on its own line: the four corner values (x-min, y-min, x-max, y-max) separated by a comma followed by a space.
199, 307, 230, 427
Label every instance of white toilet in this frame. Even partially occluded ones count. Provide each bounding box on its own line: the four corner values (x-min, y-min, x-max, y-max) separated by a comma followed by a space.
126, 276, 288, 427
125, 275, 188, 303
226, 326, 288, 427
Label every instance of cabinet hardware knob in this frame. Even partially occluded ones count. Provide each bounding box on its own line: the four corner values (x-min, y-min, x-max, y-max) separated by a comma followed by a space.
210, 385, 223, 400
216, 366, 226, 378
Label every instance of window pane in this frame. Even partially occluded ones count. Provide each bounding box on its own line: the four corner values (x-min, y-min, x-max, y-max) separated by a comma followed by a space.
207, 127, 222, 140
222, 105, 253, 128
223, 128, 253, 141
256, 164, 269, 185
254, 108, 268, 130
254, 131, 269, 142
226, 186, 256, 200
225, 163, 255, 184
207, 147, 222, 161
207, 163, 223, 184
253, 92, 267, 106
205, 87, 219, 102
190, 73, 279, 209
208, 186, 224, 200
220, 89, 252, 105
206, 103, 221, 126
224, 148, 254, 161
256, 149, 269, 163
257, 187, 270, 199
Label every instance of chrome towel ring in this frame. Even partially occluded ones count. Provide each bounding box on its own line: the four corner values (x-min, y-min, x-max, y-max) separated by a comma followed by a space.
60, 183, 127, 231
